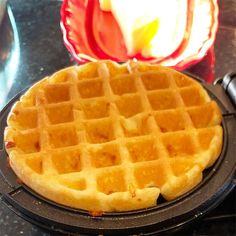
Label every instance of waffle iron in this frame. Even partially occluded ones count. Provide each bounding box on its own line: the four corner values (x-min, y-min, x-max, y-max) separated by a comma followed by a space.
0, 73, 235, 235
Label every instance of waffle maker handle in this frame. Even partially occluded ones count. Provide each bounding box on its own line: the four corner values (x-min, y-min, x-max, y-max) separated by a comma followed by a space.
214, 72, 236, 182
214, 72, 236, 108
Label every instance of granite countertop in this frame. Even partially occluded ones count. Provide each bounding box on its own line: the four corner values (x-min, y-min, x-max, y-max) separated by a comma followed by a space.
0, 0, 73, 108
0, 0, 235, 235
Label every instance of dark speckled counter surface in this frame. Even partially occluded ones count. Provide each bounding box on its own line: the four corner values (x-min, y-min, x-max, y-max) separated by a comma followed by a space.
0, 0, 235, 235
0, 0, 72, 108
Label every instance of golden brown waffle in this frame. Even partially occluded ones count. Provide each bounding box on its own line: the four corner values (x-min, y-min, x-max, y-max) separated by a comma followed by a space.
4, 60, 223, 212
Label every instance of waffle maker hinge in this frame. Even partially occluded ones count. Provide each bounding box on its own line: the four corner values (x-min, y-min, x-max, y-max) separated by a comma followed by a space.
214, 72, 236, 111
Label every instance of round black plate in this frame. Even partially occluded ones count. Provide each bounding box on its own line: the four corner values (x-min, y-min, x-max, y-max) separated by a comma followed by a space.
0, 80, 235, 235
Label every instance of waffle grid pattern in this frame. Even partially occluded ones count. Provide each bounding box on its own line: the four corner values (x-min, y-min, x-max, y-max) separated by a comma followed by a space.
5, 61, 222, 212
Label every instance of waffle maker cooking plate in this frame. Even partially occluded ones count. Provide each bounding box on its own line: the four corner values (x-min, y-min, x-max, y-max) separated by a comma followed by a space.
0, 73, 235, 235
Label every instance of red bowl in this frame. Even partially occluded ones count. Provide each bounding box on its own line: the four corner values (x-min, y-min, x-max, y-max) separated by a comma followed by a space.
60, 0, 219, 70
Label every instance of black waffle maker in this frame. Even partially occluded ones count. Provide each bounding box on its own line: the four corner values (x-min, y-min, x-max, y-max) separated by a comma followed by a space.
0, 72, 235, 235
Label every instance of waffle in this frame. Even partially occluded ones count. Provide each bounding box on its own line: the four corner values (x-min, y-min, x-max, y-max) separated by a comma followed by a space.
4, 60, 223, 212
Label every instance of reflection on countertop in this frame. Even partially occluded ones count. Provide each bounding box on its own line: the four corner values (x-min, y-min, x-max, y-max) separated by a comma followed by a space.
0, 5, 19, 108
0, 0, 72, 110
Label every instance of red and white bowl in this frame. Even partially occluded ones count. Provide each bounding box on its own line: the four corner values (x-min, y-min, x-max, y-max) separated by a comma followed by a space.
60, 0, 219, 70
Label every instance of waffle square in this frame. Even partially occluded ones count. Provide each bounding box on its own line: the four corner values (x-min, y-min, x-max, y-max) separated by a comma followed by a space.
4, 60, 223, 212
